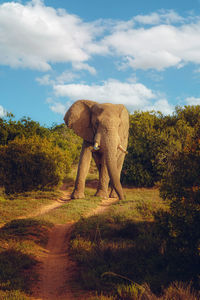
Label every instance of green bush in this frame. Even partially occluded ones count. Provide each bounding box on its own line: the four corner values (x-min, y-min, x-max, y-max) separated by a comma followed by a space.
0, 135, 72, 194
155, 129, 200, 286
50, 124, 82, 163
122, 111, 166, 187
122, 106, 200, 187
0, 115, 50, 145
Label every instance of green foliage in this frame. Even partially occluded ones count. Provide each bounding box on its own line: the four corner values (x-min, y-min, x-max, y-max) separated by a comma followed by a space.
50, 124, 82, 163
122, 111, 167, 187
0, 115, 50, 145
155, 124, 200, 286
0, 115, 82, 166
122, 105, 200, 187
0, 135, 72, 193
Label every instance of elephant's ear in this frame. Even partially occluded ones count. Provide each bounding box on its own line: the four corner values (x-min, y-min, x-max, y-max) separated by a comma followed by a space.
64, 100, 96, 142
117, 105, 129, 142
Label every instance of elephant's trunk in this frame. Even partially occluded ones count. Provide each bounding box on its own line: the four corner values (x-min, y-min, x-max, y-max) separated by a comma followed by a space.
106, 152, 124, 200
101, 134, 124, 200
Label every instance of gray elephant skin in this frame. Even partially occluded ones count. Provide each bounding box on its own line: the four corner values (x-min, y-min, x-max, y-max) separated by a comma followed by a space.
64, 100, 129, 200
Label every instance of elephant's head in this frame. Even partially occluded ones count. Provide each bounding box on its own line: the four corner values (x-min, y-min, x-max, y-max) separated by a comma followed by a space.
64, 100, 129, 199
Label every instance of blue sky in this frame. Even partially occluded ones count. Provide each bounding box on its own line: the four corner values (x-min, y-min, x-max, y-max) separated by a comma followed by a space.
1, 0, 200, 126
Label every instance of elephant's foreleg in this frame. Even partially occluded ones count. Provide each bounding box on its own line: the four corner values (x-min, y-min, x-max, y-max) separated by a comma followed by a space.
72, 141, 92, 199
93, 153, 109, 198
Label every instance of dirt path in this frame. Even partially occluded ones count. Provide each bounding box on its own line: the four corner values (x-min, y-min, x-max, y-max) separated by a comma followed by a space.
32, 195, 118, 300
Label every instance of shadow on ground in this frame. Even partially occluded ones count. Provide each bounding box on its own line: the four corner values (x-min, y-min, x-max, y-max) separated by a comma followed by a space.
0, 218, 53, 296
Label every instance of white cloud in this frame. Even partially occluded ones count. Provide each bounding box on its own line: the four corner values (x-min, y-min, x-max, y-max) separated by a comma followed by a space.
103, 17, 200, 70
54, 79, 155, 107
72, 62, 96, 74
49, 102, 66, 114
2, 2, 200, 74
134, 12, 161, 25
53, 79, 172, 114
134, 10, 183, 25
0, 0, 99, 71
0, 105, 6, 117
56, 71, 80, 84
145, 99, 174, 115
36, 70, 79, 86
0, 0, 200, 74
36, 74, 53, 85
185, 97, 200, 105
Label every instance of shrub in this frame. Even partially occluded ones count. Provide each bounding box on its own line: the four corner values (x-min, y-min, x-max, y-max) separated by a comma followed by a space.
0, 135, 72, 194
155, 129, 200, 286
122, 111, 166, 187
0, 115, 50, 145
122, 106, 200, 187
50, 124, 82, 164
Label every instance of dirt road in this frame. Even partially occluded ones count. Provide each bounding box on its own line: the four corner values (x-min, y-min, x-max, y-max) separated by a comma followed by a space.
31, 195, 118, 300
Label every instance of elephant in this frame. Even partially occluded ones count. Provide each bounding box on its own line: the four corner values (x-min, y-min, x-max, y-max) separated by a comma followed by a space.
64, 100, 129, 200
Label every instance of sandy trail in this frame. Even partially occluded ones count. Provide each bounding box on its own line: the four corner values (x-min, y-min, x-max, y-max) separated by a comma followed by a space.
33, 223, 76, 300
32, 195, 118, 300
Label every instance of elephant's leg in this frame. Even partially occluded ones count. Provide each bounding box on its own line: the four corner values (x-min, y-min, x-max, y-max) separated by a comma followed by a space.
93, 153, 109, 198
109, 152, 125, 198
72, 141, 92, 199
109, 185, 117, 198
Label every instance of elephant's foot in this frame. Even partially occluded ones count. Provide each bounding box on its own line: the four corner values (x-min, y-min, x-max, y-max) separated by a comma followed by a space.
71, 190, 85, 199
95, 189, 108, 199
109, 189, 118, 198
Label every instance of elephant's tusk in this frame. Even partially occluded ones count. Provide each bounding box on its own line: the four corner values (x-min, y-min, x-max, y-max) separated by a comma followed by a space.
94, 142, 100, 151
118, 144, 128, 154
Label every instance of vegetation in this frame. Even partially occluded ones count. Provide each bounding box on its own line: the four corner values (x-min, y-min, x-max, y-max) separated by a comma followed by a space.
155, 122, 200, 288
122, 105, 200, 187
0, 115, 82, 194
0, 106, 200, 299
0, 188, 62, 226
0, 135, 72, 193
0, 185, 102, 299
70, 188, 199, 299
0, 215, 53, 300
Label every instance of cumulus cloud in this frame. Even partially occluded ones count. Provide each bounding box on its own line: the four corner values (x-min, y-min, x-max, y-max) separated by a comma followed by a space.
53, 79, 172, 114
103, 16, 200, 70
2, 1, 200, 73
36, 74, 53, 85
145, 99, 174, 115
0, 105, 6, 117
0, 0, 99, 71
36, 70, 79, 86
133, 10, 184, 25
49, 102, 66, 114
185, 97, 200, 105
53, 79, 155, 107
72, 62, 96, 75
46, 97, 67, 115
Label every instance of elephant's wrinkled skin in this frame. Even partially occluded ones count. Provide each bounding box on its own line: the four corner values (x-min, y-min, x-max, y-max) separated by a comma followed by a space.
64, 100, 129, 200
